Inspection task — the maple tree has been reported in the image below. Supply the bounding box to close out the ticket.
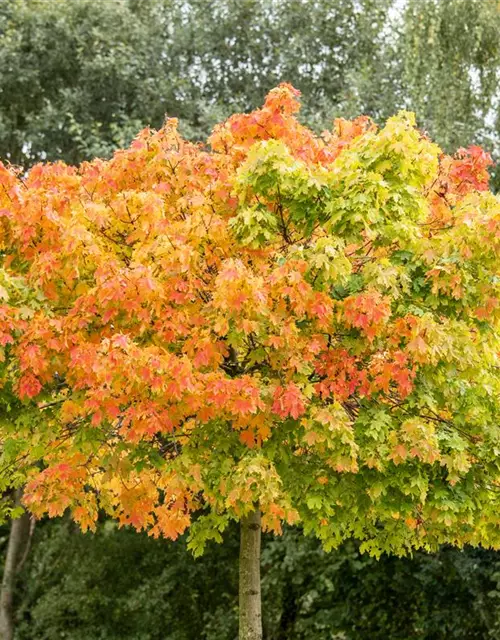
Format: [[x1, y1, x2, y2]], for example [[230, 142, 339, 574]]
[[1, 84, 500, 639]]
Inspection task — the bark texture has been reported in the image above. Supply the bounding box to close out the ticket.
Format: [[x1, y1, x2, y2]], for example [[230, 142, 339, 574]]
[[239, 509, 262, 640], [0, 489, 32, 640]]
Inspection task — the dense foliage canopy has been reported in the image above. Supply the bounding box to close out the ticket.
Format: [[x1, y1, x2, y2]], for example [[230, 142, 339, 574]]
[[1, 85, 500, 560]]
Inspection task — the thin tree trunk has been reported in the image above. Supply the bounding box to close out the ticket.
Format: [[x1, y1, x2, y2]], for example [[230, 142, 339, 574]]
[[0, 488, 32, 640], [239, 509, 262, 640]]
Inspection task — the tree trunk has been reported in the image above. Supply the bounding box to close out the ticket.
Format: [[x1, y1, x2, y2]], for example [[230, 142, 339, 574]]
[[239, 509, 262, 640], [0, 488, 32, 640]]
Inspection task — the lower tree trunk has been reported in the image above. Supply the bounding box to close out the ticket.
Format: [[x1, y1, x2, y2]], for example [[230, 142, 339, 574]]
[[239, 509, 262, 640], [0, 488, 33, 640]]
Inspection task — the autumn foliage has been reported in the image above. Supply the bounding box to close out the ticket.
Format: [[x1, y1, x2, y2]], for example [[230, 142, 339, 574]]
[[1, 84, 500, 555]]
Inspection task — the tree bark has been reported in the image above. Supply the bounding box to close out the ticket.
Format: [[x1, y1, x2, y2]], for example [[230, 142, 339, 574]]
[[239, 509, 262, 640], [0, 488, 32, 640]]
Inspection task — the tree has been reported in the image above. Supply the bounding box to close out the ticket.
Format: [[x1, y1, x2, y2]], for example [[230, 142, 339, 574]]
[[0, 488, 33, 640], [1, 85, 500, 639], [3, 0, 500, 181], [0, 0, 394, 166], [2, 1, 500, 636], [400, 0, 500, 189]]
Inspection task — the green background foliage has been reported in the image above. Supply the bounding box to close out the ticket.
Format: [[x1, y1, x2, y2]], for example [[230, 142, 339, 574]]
[[5, 520, 500, 639], [1, 0, 499, 175]]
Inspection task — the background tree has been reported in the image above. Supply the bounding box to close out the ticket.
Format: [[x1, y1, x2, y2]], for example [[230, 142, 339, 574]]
[[1, 0, 499, 173], [0, 0, 393, 166], [400, 0, 500, 188]]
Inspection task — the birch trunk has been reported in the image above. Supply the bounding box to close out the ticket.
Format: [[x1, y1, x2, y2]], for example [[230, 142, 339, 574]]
[[0, 489, 32, 640]]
